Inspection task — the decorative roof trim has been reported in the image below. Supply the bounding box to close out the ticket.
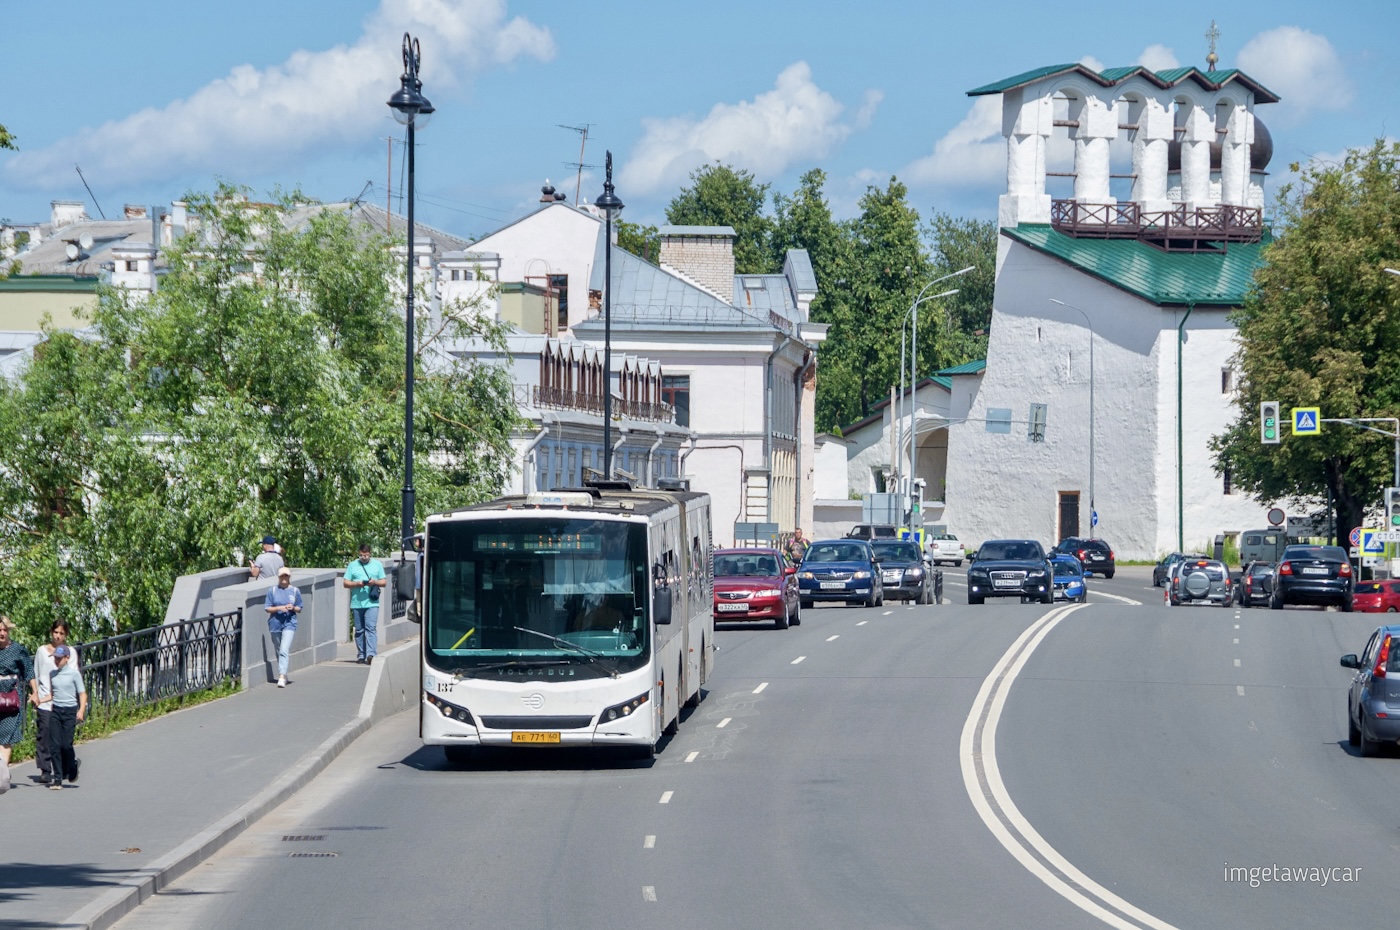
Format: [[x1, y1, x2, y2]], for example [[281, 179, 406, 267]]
[[967, 62, 1279, 104]]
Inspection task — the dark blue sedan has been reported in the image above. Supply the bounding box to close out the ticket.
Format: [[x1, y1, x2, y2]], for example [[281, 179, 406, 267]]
[[798, 539, 884, 609]]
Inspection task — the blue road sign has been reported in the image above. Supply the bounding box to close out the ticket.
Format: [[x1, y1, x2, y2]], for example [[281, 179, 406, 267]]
[[1292, 407, 1321, 435], [1360, 528, 1384, 556]]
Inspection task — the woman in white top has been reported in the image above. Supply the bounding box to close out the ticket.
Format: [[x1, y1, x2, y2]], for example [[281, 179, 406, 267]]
[[33, 620, 79, 784]]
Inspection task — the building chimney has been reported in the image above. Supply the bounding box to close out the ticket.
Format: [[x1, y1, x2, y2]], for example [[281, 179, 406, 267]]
[[123, 204, 149, 220], [540, 180, 558, 203], [51, 200, 88, 231], [658, 226, 736, 301]]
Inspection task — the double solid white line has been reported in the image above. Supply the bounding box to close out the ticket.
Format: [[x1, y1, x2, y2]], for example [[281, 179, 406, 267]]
[[959, 603, 1180, 930]]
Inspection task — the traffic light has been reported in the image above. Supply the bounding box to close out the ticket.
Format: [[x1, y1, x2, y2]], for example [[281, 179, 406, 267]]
[[1259, 401, 1280, 444], [1387, 487, 1400, 529]]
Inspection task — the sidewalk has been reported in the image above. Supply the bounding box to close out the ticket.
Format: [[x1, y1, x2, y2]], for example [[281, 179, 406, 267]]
[[0, 639, 419, 930]]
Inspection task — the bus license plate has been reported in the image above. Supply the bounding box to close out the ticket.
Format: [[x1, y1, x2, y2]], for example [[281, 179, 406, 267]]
[[511, 731, 561, 744], [820, 582, 846, 589]]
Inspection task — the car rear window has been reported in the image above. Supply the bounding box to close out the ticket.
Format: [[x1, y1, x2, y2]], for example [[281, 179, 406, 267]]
[[1182, 562, 1226, 580], [1357, 582, 1382, 594], [1282, 546, 1347, 562], [1081, 540, 1111, 553]]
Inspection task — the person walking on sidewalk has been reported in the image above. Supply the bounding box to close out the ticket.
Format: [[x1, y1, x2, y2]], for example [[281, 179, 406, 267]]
[[45, 645, 86, 789], [249, 535, 284, 581], [264, 567, 303, 688], [0, 616, 37, 795], [344, 544, 386, 665], [34, 620, 80, 783]]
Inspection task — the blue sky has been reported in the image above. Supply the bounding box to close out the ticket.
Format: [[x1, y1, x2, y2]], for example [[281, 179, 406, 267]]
[[2, 0, 1395, 240]]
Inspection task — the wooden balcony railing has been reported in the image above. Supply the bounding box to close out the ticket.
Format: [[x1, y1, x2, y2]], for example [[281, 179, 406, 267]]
[[1050, 200, 1263, 252]]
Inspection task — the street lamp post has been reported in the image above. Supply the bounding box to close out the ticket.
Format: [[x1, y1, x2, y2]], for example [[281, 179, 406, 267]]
[[594, 152, 624, 478], [387, 33, 434, 548], [1050, 299, 1096, 533], [904, 266, 974, 522]]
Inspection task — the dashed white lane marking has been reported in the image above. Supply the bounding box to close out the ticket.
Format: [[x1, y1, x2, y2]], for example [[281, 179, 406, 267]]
[[882, 610, 893, 616], [1235, 624, 1240, 629], [961, 602, 1181, 930], [1237, 686, 1246, 696], [857, 620, 869, 626], [717, 718, 732, 728], [1234, 659, 1241, 667], [659, 791, 673, 804], [826, 635, 840, 642], [791, 656, 806, 665], [643, 886, 657, 902], [753, 682, 768, 694], [684, 751, 698, 763], [644, 835, 656, 848], [1233, 638, 1239, 645]]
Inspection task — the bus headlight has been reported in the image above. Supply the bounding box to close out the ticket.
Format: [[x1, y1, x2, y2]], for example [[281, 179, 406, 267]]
[[425, 691, 475, 724], [601, 691, 649, 722]]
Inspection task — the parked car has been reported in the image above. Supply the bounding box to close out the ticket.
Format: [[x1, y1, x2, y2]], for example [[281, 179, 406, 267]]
[[1235, 561, 1275, 608], [1153, 552, 1197, 587], [1050, 537, 1116, 578], [966, 539, 1053, 605], [1271, 544, 1353, 611], [1340, 625, 1400, 755], [846, 523, 898, 542], [1166, 558, 1233, 607], [1050, 555, 1087, 603], [1353, 580, 1400, 614], [798, 539, 884, 609], [871, 539, 934, 604], [712, 547, 800, 628], [926, 533, 965, 567]]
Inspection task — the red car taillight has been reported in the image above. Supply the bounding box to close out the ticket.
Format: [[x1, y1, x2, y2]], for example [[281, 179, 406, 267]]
[[1279, 561, 1293, 575], [1375, 634, 1392, 679], [1076, 549, 1086, 560], [1339, 562, 1353, 577]]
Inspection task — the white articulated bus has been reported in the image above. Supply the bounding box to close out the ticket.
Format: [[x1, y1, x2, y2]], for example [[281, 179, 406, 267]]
[[412, 484, 713, 762]]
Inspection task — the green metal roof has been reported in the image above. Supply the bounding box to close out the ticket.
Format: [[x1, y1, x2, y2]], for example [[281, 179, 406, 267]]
[[936, 359, 987, 376], [0, 275, 99, 292], [967, 63, 1279, 104], [1001, 224, 1267, 306]]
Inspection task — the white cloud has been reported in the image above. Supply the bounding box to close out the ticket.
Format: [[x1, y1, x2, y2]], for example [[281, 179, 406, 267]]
[[3, 0, 554, 189], [1078, 55, 1106, 73], [1136, 44, 1179, 72], [1237, 26, 1352, 120], [900, 95, 1004, 188], [621, 62, 875, 195]]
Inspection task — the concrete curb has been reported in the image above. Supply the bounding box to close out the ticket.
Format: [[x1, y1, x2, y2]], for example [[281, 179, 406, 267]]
[[61, 637, 420, 930]]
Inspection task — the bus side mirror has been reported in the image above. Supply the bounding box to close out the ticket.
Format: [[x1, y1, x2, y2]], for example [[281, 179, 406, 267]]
[[653, 588, 672, 625], [394, 561, 416, 602]]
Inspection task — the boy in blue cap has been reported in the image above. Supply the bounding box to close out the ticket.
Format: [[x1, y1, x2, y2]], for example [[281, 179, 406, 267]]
[[46, 645, 86, 789]]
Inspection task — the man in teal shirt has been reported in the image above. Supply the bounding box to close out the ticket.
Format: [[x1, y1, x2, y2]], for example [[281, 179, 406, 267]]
[[344, 544, 386, 664]]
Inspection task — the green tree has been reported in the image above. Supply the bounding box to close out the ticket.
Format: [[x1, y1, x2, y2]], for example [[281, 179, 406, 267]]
[[1210, 140, 1400, 539], [0, 121, 15, 150], [665, 163, 772, 274], [812, 177, 931, 432], [0, 184, 520, 641], [616, 219, 660, 265], [924, 211, 996, 369]]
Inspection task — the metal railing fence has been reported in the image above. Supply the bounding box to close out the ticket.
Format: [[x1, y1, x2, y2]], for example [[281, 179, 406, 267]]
[[77, 610, 243, 709]]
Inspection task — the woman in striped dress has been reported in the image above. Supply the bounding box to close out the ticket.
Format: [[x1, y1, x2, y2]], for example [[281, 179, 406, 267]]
[[0, 615, 38, 794]]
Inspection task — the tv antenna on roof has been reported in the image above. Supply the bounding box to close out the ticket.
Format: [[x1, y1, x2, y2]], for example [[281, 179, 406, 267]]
[[74, 164, 106, 220], [558, 123, 594, 206]]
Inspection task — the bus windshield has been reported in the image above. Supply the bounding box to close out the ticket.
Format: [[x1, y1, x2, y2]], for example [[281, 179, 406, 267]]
[[424, 516, 650, 677]]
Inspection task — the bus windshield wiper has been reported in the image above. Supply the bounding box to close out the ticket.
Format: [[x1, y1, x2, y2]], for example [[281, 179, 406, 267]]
[[513, 627, 620, 678], [466, 658, 573, 674]]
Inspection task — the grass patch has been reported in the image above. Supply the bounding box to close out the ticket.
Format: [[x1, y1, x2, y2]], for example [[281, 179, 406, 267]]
[[7, 677, 241, 765]]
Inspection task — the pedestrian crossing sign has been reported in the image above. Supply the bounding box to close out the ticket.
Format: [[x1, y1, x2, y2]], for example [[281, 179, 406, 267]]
[[1360, 528, 1385, 556], [1292, 407, 1321, 435]]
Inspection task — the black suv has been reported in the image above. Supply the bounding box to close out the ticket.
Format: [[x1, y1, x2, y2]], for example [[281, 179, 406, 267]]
[[1051, 537, 1115, 578], [847, 524, 898, 542], [967, 539, 1054, 604]]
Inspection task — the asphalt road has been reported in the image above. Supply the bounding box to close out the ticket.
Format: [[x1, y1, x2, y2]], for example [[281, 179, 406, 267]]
[[119, 566, 1398, 930]]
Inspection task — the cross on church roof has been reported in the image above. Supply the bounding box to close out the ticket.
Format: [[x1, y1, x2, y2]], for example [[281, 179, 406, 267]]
[[1205, 20, 1220, 70]]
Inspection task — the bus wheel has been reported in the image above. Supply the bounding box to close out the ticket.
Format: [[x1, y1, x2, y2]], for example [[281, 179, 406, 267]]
[[443, 746, 475, 766]]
